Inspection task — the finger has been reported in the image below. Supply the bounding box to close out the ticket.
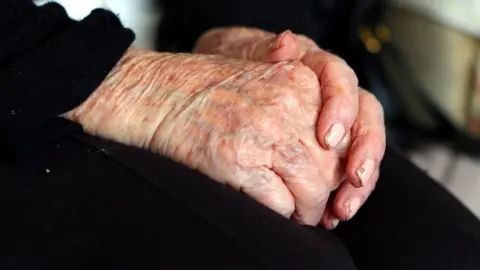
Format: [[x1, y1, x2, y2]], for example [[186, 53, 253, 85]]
[[206, 30, 300, 62], [250, 32, 321, 63], [240, 167, 296, 219], [272, 141, 328, 225], [319, 198, 340, 230], [296, 34, 321, 51], [193, 27, 267, 54], [302, 50, 359, 150], [272, 138, 342, 225], [335, 132, 352, 158], [332, 169, 379, 221], [248, 30, 300, 62], [346, 90, 386, 188]]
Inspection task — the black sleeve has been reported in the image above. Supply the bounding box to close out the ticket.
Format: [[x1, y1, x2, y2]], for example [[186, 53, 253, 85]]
[[0, 0, 135, 159], [156, 0, 326, 53]]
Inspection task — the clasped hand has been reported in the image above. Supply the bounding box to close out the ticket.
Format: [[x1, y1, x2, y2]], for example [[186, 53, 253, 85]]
[[67, 28, 386, 229]]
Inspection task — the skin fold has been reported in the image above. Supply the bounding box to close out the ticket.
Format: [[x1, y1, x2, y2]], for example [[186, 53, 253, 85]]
[[66, 34, 385, 227], [195, 28, 386, 228]]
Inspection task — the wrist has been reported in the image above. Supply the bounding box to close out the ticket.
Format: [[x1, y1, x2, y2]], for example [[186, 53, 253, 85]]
[[64, 47, 178, 147], [64, 47, 243, 151]]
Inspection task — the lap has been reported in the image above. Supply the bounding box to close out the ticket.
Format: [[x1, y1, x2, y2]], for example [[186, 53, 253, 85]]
[[2, 134, 480, 269], [335, 146, 480, 270], [0, 134, 354, 270]]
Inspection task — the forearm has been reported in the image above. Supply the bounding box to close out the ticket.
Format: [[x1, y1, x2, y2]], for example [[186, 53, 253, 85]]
[[65, 47, 175, 148], [65, 48, 237, 150]]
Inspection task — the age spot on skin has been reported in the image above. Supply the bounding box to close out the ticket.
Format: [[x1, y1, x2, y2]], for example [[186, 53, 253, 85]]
[[336, 86, 344, 95], [288, 72, 295, 81]]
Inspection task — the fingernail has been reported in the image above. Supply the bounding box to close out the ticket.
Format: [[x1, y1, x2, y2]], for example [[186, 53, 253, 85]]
[[269, 37, 283, 50], [336, 132, 351, 158], [269, 30, 292, 50], [325, 123, 345, 149], [268, 40, 280, 50], [331, 218, 340, 229], [345, 197, 362, 220], [356, 159, 375, 186]]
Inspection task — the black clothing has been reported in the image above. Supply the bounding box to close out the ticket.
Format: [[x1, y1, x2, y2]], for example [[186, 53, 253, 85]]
[[0, 0, 134, 158], [1, 1, 480, 269], [2, 135, 480, 270]]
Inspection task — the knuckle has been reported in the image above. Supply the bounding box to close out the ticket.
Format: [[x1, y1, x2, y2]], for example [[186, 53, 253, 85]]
[[318, 50, 343, 63], [339, 89, 358, 108], [303, 187, 330, 209], [361, 90, 381, 108], [279, 61, 317, 81], [323, 60, 345, 76], [277, 141, 309, 167], [292, 66, 319, 88], [324, 54, 356, 78], [361, 90, 385, 120], [279, 61, 303, 72], [279, 89, 301, 108], [253, 116, 279, 134], [250, 174, 296, 217], [334, 76, 352, 91], [371, 98, 383, 113], [297, 34, 318, 46], [324, 163, 345, 190], [349, 72, 359, 88], [356, 128, 386, 154], [319, 58, 357, 87], [322, 64, 357, 94], [369, 133, 386, 151], [355, 124, 371, 139], [344, 65, 358, 83], [356, 124, 371, 138]]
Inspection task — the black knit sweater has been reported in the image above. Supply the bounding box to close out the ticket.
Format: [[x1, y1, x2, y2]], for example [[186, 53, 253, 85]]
[[0, 0, 134, 159]]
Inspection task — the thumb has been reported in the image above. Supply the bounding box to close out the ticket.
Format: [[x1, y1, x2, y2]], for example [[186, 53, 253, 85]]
[[248, 30, 301, 62]]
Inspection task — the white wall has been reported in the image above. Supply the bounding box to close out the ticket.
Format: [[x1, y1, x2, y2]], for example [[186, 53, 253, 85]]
[[390, 0, 480, 36], [34, 0, 162, 49]]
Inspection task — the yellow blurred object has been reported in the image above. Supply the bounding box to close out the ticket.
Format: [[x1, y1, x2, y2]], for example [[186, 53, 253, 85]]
[[375, 25, 391, 42], [358, 27, 382, 54], [365, 38, 382, 54]]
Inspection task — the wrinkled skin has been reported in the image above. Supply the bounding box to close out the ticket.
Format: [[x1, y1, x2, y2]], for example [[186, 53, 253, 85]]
[[195, 28, 386, 228], [67, 48, 347, 225]]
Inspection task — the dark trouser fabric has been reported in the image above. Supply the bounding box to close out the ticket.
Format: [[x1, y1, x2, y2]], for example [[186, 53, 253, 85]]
[[1, 134, 480, 269]]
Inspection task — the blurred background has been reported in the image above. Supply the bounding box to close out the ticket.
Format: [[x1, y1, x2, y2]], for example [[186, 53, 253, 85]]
[[35, 0, 480, 216]]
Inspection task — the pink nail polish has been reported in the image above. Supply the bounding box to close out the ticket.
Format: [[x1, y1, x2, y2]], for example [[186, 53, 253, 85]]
[[268, 39, 280, 50], [331, 218, 340, 229], [346, 197, 362, 220], [336, 132, 351, 158], [325, 123, 345, 149], [270, 30, 293, 50], [356, 159, 375, 186]]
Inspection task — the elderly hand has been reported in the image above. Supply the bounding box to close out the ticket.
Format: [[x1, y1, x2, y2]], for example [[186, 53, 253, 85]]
[[195, 28, 386, 228], [67, 48, 347, 225]]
